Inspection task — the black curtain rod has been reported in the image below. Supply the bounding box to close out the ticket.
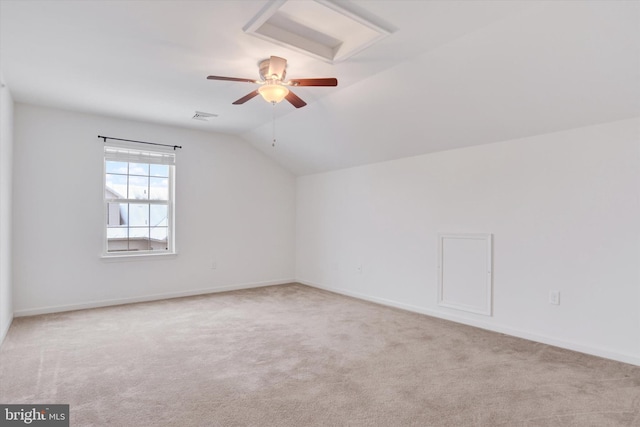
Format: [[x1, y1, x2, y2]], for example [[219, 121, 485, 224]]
[[98, 135, 182, 150]]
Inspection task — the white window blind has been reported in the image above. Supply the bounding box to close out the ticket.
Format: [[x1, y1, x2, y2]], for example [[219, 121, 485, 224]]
[[104, 145, 175, 165]]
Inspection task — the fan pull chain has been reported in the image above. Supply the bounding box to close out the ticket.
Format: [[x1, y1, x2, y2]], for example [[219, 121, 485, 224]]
[[272, 102, 276, 147]]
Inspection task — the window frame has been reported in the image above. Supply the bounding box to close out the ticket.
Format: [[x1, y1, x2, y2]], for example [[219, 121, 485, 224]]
[[102, 144, 176, 258]]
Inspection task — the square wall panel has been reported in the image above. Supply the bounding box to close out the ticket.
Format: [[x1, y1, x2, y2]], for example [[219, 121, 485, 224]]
[[438, 233, 493, 316]]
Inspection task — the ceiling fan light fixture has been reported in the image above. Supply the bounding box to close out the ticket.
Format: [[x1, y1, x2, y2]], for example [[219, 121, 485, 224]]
[[258, 83, 289, 103], [207, 55, 336, 108]]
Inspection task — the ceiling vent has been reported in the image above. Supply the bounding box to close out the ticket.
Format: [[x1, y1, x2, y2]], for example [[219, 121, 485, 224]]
[[192, 111, 218, 122], [244, 0, 392, 64]]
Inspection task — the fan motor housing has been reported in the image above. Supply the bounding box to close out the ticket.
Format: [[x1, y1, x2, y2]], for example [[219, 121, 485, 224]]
[[259, 58, 286, 81]]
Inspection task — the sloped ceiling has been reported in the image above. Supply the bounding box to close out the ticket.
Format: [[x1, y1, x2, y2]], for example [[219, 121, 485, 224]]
[[1, 0, 638, 175]]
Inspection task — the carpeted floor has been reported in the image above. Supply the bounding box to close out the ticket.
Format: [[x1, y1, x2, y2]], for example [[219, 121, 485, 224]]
[[1, 283, 639, 426]]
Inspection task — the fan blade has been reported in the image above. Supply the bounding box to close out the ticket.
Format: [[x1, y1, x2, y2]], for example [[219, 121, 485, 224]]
[[285, 90, 307, 108], [268, 56, 287, 80], [232, 90, 260, 105], [289, 78, 338, 87], [207, 76, 257, 83]]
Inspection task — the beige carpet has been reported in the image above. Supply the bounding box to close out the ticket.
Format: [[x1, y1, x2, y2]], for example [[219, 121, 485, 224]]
[[1, 283, 639, 426]]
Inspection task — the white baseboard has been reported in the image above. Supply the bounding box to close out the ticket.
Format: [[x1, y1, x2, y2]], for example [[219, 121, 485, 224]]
[[298, 279, 640, 367], [14, 279, 296, 317], [0, 313, 13, 346]]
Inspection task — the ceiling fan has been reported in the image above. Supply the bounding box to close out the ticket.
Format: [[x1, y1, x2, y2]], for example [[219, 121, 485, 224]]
[[207, 56, 338, 108]]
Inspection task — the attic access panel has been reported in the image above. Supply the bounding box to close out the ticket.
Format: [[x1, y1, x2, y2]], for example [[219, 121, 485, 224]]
[[244, 0, 391, 63]]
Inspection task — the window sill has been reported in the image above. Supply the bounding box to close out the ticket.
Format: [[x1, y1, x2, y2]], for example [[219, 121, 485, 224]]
[[101, 252, 177, 262]]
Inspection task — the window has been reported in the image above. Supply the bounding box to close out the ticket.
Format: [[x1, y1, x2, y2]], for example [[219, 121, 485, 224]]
[[103, 145, 175, 255]]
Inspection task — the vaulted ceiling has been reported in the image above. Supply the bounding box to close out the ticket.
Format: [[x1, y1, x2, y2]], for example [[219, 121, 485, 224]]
[[1, 0, 638, 175]]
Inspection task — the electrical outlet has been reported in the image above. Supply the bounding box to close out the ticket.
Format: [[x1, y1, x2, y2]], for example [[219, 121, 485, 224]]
[[211, 260, 217, 270], [356, 264, 363, 274], [549, 290, 560, 305]]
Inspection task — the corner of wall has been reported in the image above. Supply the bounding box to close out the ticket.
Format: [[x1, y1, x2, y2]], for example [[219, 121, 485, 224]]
[[0, 73, 15, 346], [0, 313, 12, 346]]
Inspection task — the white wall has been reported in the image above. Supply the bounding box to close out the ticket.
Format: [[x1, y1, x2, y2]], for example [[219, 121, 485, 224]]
[[13, 104, 296, 315], [0, 78, 14, 343], [296, 118, 640, 365]]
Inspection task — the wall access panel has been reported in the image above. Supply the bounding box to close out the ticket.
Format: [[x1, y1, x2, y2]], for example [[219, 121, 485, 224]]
[[438, 233, 493, 316]]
